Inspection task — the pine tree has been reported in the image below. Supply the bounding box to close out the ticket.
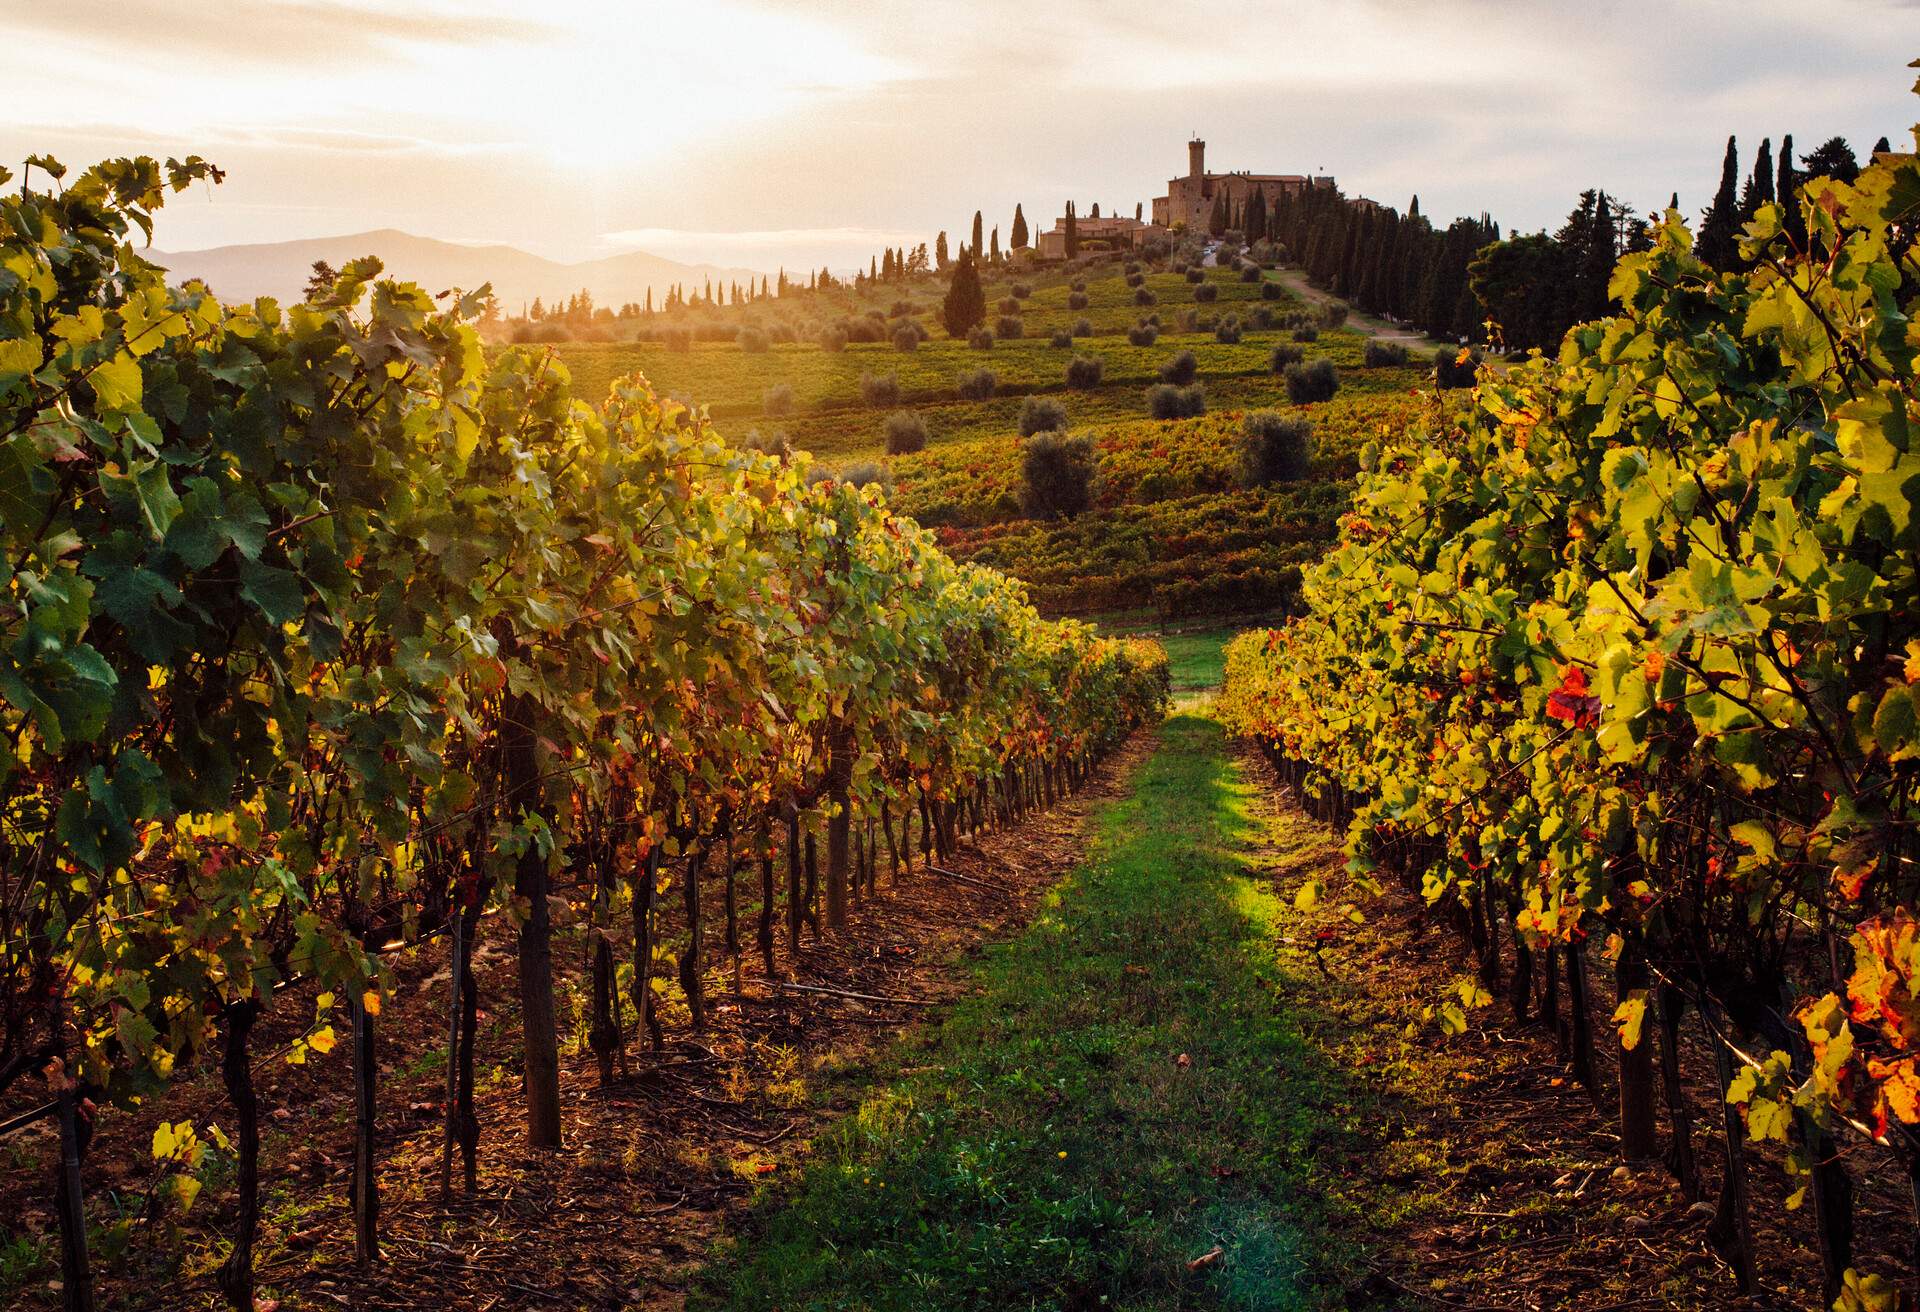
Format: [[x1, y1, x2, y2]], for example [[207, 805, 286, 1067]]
[[1011, 204, 1028, 250], [940, 249, 986, 338], [1872, 135, 1892, 157], [1803, 136, 1860, 184], [1697, 135, 1741, 270]]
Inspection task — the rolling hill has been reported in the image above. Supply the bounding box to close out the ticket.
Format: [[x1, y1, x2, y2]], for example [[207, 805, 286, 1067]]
[[152, 228, 764, 311]]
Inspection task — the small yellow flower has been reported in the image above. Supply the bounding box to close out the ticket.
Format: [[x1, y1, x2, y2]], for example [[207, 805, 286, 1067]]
[[1057, 1151, 1068, 1159]]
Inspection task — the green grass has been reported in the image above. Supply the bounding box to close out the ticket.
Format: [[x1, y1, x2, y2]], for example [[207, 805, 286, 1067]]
[[1157, 627, 1246, 694], [691, 714, 1367, 1312]]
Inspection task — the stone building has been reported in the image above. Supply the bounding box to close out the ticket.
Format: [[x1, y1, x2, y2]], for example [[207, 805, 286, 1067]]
[[1151, 138, 1333, 232], [1035, 213, 1166, 259]]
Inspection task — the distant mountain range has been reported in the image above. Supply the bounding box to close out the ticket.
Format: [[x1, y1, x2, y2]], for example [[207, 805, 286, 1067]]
[[152, 229, 765, 313]]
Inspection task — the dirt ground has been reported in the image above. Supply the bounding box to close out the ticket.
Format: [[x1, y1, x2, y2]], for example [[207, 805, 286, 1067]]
[[1236, 743, 1918, 1312]]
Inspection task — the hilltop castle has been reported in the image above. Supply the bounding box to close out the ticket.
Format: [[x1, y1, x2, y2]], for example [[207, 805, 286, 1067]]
[[1151, 139, 1333, 231]]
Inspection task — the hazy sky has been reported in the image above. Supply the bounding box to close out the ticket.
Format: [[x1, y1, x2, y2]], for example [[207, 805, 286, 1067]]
[[6, 1, 1915, 273]]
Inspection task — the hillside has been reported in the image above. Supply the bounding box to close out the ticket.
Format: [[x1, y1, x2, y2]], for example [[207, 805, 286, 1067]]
[[537, 247, 1448, 622], [154, 228, 763, 312]]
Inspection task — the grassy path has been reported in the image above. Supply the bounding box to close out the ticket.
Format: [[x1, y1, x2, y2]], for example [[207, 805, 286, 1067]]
[[690, 714, 1365, 1311]]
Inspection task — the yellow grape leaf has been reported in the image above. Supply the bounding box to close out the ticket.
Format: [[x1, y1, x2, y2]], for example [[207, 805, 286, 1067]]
[[1294, 880, 1321, 912], [307, 1025, 338, 1056], [362, 989, 381, 1017], [1612, 991, 1648, 1051], [169, 1174, 202, 1214]]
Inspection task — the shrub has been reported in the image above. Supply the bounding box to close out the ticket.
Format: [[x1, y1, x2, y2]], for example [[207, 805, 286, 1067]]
[[1269, 343, 1304, 371], [762, 383, 794, 416], [1050, 329, 1073, 348], [1284, 358, 1339, 404], [1239, 265, 1262, 283], [1260, 282, 1281, 301], [742, 427, 792, 460], [997, 296, 1021, 315], [1012, 283, 1032, 299], [1064, 354, 1104, 388], [1240, 410, 1315, 485], [1435, 346, 1482, 389], [1159, 349, 1198, 385], [996, 314, 1024, 340], [859, 370, 900, 406], [1134, 286, 1158, 307], [845, 316, 887, 343], [512, 322, 571, 344], [1172, 261, 1189, 275], [1071, 279, 1087, 293], [1123, 262, 1140, 275], [1322, 302, 1349, 329], [1019, 394, 1068, 436], [817, 323, 847, 352], [1072, 317, 1093, 338], [1250, 306, 1274, 329], [1215, 315, 1242, 344], [664, 327, 692, 352], [892, 323, 919, 351], [1292, 326, 1319, 342], [1067, 291, 1089, 310], [1146, 383, 1206, 419], [1185, 268, 1205, 284], [838, 461, 894, 492], [1018, 431, 1094, 520], [884, 410, 928, 455], [1128, 323, 1158, 347], [1193, 282, 1219, 303], [955, 367, 997, 401], [968, 325, 994, 350], [1364, 340, 1410, 368], [1126, 272, 1145, 288]]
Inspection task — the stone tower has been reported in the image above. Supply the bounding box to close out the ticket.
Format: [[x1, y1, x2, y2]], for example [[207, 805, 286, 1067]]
[[1188, 138, 1206, 179]]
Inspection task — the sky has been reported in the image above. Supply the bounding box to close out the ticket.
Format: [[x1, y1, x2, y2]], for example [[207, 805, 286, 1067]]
[[5, 0, 1916, 275]]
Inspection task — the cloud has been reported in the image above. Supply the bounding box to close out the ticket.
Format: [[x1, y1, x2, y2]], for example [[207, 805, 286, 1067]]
[[3, 0, 1912, 267]]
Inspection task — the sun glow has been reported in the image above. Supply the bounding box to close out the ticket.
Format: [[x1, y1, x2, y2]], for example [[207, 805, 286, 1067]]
[[408, 1, 912, 170]]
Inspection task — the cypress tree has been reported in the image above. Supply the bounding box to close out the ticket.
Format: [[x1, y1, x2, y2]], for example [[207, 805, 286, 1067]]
[[1872, 135, 1892, 157], [1064, 201, 1079, 259], [935, 231, 949, 269], [1011, 204, 1028, 249], [971, 211, 984, 260], [1208, 190, 1228, 238], [1244, 188, 1267, 243], [940, 248, 986, 338], [1740, 137, 1774, 217], [990, 226, 1000, 264], [1697, 135, 1741, 270], [1777, 134, 1806, 246]]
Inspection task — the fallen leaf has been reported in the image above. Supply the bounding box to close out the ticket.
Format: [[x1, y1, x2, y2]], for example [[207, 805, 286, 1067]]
[[1186, 1245, 1224, 1272]]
